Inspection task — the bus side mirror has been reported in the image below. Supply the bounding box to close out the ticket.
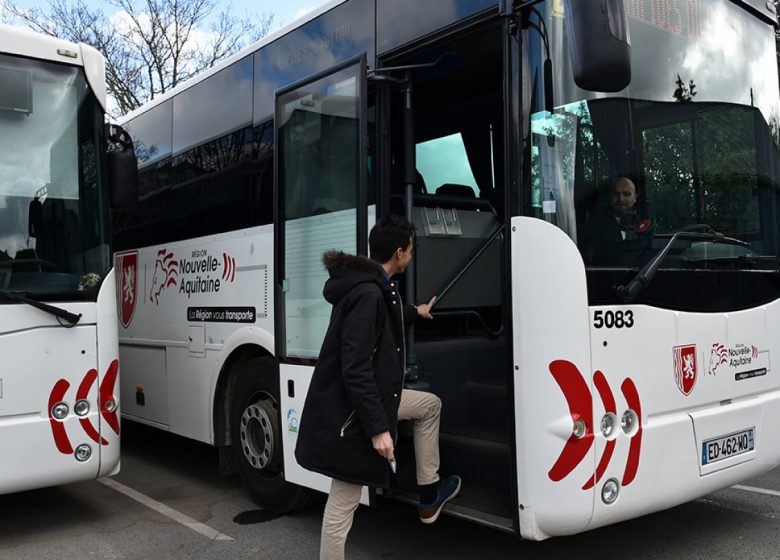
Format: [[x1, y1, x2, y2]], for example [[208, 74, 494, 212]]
[[564, 0, 631, 92], [105, 123, 139, 211]]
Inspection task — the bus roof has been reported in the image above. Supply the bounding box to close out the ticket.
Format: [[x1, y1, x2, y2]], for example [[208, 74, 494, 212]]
[[0, 23, 107, 111], [119, 0, 347, 124]]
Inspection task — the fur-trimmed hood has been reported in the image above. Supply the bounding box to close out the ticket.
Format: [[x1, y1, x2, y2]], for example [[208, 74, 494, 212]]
[[322, 250, 385, 305]]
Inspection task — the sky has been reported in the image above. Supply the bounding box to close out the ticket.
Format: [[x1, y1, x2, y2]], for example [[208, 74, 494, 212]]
[[5, 0, 331, 31], [230, 0, 329, 29]]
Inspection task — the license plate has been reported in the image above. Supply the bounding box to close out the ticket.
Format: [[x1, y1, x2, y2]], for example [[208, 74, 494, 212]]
[[701, 428, 755, 465]]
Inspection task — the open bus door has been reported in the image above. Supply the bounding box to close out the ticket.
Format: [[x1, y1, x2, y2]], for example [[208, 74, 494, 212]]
[[274, 55, 371, 501]]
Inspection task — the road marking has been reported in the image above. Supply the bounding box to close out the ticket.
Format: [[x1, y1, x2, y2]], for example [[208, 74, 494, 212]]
[[99, 478, 234, 541], [698, 497, 776, 521], [732, 484, 780, 498]]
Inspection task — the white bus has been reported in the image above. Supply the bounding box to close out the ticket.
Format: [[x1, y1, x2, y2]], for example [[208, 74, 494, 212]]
[[0, 24, 136, 495], [114, 0, 780, 539]]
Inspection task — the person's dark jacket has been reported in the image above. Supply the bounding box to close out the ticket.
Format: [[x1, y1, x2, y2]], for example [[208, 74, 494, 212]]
[[294, 251, 416, 488], [583, 209, 652, 266]]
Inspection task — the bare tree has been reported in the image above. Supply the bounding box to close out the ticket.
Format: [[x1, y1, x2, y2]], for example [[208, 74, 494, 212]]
[[3, 0, 274, 116]]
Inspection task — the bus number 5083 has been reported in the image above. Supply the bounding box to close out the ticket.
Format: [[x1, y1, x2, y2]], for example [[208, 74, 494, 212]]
[[593, 310, 634, 329]]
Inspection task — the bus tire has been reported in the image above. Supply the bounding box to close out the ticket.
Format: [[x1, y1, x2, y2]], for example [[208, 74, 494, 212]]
[[230, 356, 320, 513]]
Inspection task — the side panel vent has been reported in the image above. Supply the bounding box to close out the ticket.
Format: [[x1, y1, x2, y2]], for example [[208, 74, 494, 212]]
[[0, 67, 33, 114]]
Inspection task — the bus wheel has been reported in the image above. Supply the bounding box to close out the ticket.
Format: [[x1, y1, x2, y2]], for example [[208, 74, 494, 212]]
[[230, 357, 320, 512]]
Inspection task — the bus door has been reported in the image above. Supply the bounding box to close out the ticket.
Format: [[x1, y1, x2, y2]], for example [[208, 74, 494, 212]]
[[274, 56, 370, 499], [377, 22, 514, 528]]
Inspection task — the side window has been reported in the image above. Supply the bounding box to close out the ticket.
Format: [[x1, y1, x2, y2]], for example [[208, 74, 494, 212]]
[[416, 133, 479, 197], [530, 108, 578, 235], [280, 77, 361, 221]]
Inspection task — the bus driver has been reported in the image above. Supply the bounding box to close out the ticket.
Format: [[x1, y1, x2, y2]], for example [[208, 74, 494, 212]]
[[584, 177, 653, 264]]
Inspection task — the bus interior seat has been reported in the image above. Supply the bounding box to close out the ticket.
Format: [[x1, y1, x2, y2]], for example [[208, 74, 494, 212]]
[[12, 248, 38, 272], [415, 170, 427, 194], [435, 183, 475, 198]]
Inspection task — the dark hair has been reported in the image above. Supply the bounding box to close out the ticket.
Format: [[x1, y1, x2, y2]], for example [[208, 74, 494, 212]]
[[369, 215, 415, 263]]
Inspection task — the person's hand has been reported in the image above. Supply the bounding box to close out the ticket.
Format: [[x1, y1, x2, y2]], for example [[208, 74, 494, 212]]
[[416, 296, 436, 320], [371, 431, 395, 462]]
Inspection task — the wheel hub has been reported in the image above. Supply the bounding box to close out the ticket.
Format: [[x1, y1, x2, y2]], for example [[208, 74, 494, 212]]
[[239, 401, 275, 471]]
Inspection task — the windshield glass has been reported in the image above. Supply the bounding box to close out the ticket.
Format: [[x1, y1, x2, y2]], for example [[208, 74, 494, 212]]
[[528, 0, 780, 275], [0, 54, 109, 301]]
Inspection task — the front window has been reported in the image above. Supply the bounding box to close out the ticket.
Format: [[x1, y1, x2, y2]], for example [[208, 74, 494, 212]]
[[527, 0, 780, 308], [0, 54, 109, 300]]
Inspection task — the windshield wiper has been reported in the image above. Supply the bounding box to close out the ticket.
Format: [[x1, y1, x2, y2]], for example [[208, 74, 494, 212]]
[[0, 290, 82, 326], [684, 255, 779, 269], [616, 230, 750, 303]]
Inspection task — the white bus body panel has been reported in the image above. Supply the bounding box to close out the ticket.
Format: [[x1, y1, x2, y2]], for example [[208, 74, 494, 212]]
[[116, 225, 275, 444], [0, 271, 120, 494], [511, 216, 780, 539], [281, 363, 370, 505], [510, 217, 595, 539]]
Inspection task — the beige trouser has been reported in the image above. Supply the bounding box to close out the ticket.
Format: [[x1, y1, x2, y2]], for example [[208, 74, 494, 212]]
[[319, 389, 442, 560]]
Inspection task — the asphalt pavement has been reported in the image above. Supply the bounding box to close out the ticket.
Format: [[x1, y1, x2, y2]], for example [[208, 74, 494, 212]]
[[1, 421, 778, 560]]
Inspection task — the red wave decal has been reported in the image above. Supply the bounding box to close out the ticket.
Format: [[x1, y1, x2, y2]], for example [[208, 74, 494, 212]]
[[583, 371, 617, 490], [80, 418, 108, 445], [222, 253, 236, 282], [621, 378, 643, 486], [77, 368, 97, 400], [100, 360, 121, 435], [548, 360, 594, 482], [76, 368, 108, 445], [48, 379, 73, 454]]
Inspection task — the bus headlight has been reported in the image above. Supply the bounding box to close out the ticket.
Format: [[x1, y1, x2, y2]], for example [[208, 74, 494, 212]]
[[621, 410, 639, 435], [600, 413, 618, 439], [74, 444, 92, 462], [74, 400, 90, 417], [52, 402, 69, 420], [572, 418, 587, 439], [103, 398, 117, 413], [601, 478, 620, 504]]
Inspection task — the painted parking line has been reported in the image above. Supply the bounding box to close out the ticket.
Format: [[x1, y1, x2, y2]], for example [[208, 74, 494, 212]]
[[99, 478, 234, 541], [732, 484, 780, 499]]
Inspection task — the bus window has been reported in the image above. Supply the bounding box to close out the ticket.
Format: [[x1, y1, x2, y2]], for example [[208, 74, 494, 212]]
[[643, 106, 762, 245], [416, 133, 479, 196], [530, 102, 588, 243], [277, 64, 364, 359], [280, 77, 360, 221]]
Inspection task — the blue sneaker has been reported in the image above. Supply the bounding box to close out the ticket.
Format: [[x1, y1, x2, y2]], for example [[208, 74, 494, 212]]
[[418, 475, 461, 524]]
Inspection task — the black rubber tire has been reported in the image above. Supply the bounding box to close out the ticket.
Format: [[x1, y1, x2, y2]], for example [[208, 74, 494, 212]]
[[229, 356, 321, 513]]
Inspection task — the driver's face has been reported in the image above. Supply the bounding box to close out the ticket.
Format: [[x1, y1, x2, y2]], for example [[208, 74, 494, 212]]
[[609, 180, 637, 212]]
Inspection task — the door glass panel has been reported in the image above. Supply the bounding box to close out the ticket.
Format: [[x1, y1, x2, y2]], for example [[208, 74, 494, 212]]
[[277, 62, 363, 359]]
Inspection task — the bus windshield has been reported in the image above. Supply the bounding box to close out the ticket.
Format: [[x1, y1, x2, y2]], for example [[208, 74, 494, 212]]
[[529, 0, 780, 275], [0, 54, 110, 301]]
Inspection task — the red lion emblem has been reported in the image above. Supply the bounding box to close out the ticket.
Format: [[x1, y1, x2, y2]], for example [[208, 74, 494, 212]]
[[150, 249, 178, 304]]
